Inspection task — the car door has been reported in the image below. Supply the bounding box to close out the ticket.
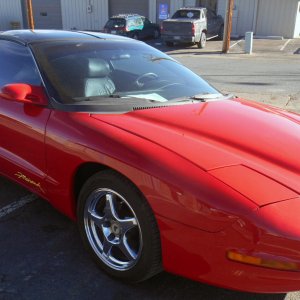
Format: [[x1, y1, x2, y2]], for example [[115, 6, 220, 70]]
[[206, 9, 219, 37], [0, 40, 50, 195], [141, 17, 154, 38]]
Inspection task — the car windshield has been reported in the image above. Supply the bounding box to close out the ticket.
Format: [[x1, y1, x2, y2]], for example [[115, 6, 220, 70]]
[[105, 18, 126, 28], [32, 39, 221, 104]]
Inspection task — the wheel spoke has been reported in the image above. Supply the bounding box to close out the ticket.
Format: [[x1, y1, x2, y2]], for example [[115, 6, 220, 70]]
[[88, 208, 105, 228], [119, 217, 137, 234], [102, 237, 113, 257], [119, 236, 137, 260], [104, 193, 118, 220]]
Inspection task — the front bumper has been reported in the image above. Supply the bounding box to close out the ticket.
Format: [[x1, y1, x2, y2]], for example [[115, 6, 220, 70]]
[[157, 198, 300, 293]]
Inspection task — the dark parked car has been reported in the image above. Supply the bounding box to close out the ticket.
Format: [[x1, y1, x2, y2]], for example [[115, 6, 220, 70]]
[[104, 14, 160, 40]]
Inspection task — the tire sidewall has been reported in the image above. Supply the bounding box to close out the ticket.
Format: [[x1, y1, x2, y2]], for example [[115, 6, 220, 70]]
[[77, 171, 161, 282], [198, 32, 206, 48]]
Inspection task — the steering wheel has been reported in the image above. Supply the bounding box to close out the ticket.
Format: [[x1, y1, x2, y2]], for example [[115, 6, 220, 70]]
[[135, 72, 158, 88]]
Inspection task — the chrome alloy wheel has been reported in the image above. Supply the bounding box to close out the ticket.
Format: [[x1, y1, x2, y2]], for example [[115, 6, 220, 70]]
[[84, 188, 143, 271]]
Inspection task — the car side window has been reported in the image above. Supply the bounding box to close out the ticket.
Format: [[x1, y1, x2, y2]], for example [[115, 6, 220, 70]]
[[135, 17, 143, 27], [0, 40, 42, 88], [143, 18, 151, 26]]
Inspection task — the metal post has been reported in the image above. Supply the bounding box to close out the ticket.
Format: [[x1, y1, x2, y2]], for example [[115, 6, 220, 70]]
[[26, 0, 35, 30], [222, 0, 234, 53], [245, 32, 253, 54]]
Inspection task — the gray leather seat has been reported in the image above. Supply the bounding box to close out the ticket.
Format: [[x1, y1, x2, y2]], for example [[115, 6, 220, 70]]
[[84, 58, 116, 97]]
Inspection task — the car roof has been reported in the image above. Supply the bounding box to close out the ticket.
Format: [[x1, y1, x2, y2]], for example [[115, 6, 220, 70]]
[[179, 7, 206, 10], [0, 29, 132, 45], [110, 14, 142, 19]]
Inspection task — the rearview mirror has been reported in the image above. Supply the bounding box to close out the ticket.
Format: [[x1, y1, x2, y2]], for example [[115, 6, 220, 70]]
[[0, 83, 48, 106]]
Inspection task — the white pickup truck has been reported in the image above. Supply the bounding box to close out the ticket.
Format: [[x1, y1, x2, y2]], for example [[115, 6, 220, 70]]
[[161, 7, 224, 48]]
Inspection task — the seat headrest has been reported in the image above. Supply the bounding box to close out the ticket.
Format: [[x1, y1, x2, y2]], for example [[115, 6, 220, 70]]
[[87, 58, 110, 77]]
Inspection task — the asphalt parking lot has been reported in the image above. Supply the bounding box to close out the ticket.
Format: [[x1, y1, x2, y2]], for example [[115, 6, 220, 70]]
[[152, 37, 300, 56], [1, 177, 300, 300], [1, 37, 300, 299], [149, 37, 300, 113]]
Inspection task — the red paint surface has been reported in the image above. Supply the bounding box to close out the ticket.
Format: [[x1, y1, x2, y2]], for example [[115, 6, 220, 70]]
[[1, 92, 300, 292]]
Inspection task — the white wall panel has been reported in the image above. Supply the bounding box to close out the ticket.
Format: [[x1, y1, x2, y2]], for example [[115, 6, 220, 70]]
[[61, 0, 108, 31], [32, 0, 63, 29], [256, 0, 298, 38], [217, 0, 255, 37], [149, 0, 157, 23], [170, 0, 183, 16], [235, 0, 256, 36], [294, 1, 300, 37], [109, 0, 148, 17], [217, 0, 298, 38], [0, 0, 23, 30]]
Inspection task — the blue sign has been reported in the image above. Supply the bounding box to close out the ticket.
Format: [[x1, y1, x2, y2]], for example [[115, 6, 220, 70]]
[[159, 3, 168, 20]]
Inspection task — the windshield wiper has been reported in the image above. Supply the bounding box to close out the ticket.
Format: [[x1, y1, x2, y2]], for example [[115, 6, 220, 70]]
[[74, 94, 122, 102], [169, 93, 231, 103], [150, 56, 177, 63], [189, 93, 224, 100]]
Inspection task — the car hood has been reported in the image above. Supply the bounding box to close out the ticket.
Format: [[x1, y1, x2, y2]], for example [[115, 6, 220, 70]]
[[92, 98, 300, 204]]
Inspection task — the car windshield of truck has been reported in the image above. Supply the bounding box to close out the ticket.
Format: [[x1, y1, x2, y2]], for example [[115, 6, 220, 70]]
[[32, 39, 222, 105], [172, 10, 200, 19]]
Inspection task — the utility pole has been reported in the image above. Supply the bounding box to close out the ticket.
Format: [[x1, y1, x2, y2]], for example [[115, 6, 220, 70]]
[[26, 0, 35, 29], [222, 0, 234, 53]]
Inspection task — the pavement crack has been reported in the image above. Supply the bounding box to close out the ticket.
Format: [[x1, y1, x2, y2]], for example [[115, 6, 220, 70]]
[[285, 94, 297, 107]]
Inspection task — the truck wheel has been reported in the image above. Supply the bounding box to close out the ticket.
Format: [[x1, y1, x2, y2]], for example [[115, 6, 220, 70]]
[[77, 170, 162, 282], [198, 32, 206, 49], [132, 32, 139, 40], [218, 25, 224, 40], [153, 29, 160, 39]]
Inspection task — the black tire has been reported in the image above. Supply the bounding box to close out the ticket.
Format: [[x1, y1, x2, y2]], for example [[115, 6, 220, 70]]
[[165, 41, 173, 47], [153, 29, 160, 39], [77, 170, 162, 282], [218, 25, 224, 40], [132, 32, 139, 40], [197, 31, 207, 49]]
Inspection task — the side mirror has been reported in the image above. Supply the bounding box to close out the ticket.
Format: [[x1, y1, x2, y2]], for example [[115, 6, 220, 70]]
[[0, 83, 48, 106]]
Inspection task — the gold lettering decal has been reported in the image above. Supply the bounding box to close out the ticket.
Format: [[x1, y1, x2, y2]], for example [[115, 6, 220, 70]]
[[15, 172, 44, 193]]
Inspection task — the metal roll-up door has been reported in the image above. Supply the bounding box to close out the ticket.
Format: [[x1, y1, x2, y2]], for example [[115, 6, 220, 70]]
[[109, 0, 149, 17], [31, 0, 62, 29]]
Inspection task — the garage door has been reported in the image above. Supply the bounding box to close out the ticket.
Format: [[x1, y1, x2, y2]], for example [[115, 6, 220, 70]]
[[32, 0, 62, 29], [255, 0, 295, 38], [109, 0, 148, 17]]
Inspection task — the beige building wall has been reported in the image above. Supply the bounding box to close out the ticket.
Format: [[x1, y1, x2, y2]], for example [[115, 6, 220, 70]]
[[255, 0, 299, 38], [171, 0, 184, 15], [217, 0, 256, 37], [294, 1, 300, 37], [61, 0, 108, 30], [218, 0, 299, 38], [149, 0, 157, 22], [0, 0, 23, 30]]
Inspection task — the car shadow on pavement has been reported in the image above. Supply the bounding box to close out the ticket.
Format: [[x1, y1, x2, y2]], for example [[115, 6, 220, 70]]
[[135, 272, 286, 300], [146, 39, 243, 56], [0, 196, 289, 300]]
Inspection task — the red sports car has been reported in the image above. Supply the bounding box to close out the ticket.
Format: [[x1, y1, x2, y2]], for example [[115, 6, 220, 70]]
[[0, 30, 299, 293]]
